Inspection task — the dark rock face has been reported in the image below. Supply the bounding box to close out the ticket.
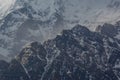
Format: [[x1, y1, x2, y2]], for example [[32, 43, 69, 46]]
[[1, 59, 30, 80], [96, 23, 118, 37], [1, 25, 120, 80], [0, 60, 9, 79], [96, 22, 120, 39]]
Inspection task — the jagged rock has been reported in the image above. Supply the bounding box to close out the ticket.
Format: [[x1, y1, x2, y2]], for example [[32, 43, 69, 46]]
[[2, 0, 120, 58], [1, 25, 120, 80]]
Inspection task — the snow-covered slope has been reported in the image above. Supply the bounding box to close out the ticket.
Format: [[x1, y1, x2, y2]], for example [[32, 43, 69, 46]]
[[1, 0, 120, 59], [12, 0, 120, 27], [0, 0, 16, 19]]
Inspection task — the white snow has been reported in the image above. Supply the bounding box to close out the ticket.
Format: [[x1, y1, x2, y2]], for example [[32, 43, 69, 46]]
[[1, 0, 120, 27], [1, 0, 120, 60], [0, 0, 16, 19], [20, 62, 31, 79]]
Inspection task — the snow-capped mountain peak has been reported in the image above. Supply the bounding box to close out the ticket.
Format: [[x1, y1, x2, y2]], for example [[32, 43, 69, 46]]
[[1, 25, 120, 80], [1, 0, 120, 60]]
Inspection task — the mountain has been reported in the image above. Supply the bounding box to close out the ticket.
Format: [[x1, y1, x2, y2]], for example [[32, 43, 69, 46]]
[[96, 21, 120, 40], [0, 0, 16, 19], [0, 60, 9, 79], [0, 54, 10, 62], [1, 25, 120, 80], [1, 0, 120, 59]]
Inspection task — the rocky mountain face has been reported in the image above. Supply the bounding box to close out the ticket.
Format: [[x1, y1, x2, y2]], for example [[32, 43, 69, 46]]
[[2, 0, 120, 58], [1, 25, 120, 80], [96, 21, 120, 40]]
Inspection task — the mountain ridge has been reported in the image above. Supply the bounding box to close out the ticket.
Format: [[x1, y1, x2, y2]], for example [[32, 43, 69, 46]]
[[0, 25, 120, 80], [1, 0, 120, 60]]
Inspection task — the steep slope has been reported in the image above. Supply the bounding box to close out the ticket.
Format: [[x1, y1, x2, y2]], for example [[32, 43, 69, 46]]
[[0, 60, 9, 79], [0, 54, 10, 62], [1, 0, 120, 59], [96, 21, 120, 40], [0, 0, 16, 19], [1, 25, 120, 80]]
